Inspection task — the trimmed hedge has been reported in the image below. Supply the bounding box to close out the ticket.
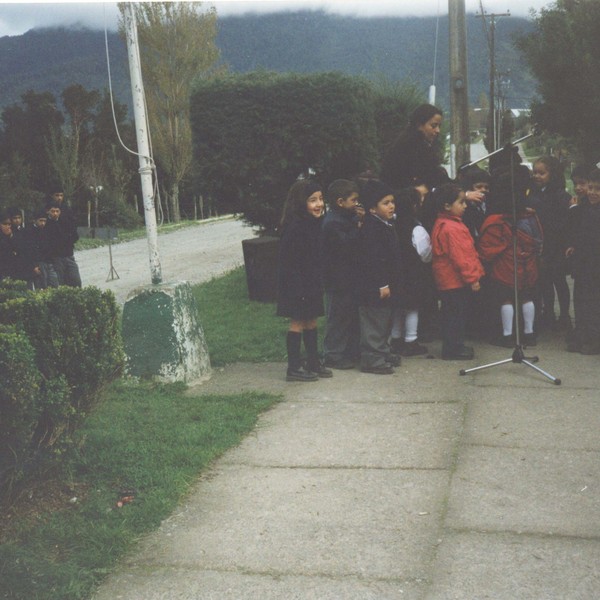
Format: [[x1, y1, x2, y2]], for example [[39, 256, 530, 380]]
[[0, 281, 124, 500], [190, 71, 380, 233]]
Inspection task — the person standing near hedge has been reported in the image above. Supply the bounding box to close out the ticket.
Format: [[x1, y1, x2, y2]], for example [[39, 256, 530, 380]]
[[320, 179, 363, 370], [45, 202, 82, 288], [0, 208, 35, 283], [276, 179, 332, 382], [356, 179, 404, 374]]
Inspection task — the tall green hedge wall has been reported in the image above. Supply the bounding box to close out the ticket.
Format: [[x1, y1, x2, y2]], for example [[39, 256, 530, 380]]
[[190, 71, 380, 233]]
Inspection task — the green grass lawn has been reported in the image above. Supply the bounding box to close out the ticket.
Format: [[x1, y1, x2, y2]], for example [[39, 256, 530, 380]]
[[194, 266, 325, 366], [0, 267, 283, 600]]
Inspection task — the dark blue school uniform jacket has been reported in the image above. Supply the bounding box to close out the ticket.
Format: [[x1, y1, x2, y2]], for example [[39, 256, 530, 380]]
[[357, 213, 404, 307]]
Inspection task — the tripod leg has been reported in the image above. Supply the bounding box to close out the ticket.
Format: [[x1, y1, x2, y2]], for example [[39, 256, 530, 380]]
[[459, 357, 513, 376], [521, 359, 561, 385]]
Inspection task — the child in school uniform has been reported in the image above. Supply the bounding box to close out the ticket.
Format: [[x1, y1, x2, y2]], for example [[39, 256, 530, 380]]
[[356, 179, 404, 374], [478, 167, 543, 348], [431, 184, 485, 360], [276, 179, 332, 382], [565, 167, 600, 354], [390, 187, 431, 356], [320, 179, 362, 369]]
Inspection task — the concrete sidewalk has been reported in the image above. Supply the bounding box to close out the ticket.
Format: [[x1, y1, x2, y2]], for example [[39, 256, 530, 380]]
[[93, 334, 600, 599]]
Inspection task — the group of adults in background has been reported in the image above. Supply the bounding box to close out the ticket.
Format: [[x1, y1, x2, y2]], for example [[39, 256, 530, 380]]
[[276, 103, 600, 382], [0, 190, 82, 289]]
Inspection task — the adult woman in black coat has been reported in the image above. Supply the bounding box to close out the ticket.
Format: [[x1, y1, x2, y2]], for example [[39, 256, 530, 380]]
[[277, 179, 331, 382], [381, 103, 450, 192]]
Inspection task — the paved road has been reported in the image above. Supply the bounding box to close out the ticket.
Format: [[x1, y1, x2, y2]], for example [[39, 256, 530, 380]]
[[75, 217, 256, 304]]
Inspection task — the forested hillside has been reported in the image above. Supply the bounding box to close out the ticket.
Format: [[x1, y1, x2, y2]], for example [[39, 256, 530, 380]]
[[0, 11, 536, 111]]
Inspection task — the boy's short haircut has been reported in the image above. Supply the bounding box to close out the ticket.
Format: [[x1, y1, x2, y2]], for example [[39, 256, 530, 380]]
[[8, 206, 22, 217], [326, 179, 359, 206], [461, 166, 491, 189], [571, 164, 591, 181], [588, 167, 600, 184], [431, 183, 463, 213]]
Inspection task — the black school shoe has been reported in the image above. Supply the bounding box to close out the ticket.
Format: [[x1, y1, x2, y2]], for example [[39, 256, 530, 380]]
[[401, 340, 428, 356], [323, 357, 355, 370], [308, 363, 333, 378], [442, 345, 474, 361], [286, 368, 318, 382], [361, 364, 395, 375]]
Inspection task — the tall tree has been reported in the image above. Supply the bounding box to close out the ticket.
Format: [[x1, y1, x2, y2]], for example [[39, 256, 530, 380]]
[[0, 90, 63, 192], [516, 0, 600, 164], [119, 1, 222, 222]]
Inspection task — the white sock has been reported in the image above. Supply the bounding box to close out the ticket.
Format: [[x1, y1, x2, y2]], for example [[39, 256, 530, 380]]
[[522, 301, 535, 334], [501, 304, 514, 336], [391, 309, 403, 339], [404, 310, 419, 342]]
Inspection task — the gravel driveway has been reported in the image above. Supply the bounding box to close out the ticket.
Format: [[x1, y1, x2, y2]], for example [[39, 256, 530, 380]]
[[75, 217, 257, 304]]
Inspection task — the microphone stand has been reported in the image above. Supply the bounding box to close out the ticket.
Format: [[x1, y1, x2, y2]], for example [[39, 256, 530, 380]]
[[459, 140, 561, 385], [459, 132, 536, 171]]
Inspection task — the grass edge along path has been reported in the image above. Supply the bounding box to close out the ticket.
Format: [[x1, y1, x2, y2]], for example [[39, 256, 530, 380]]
[[0, 382, 280, 600]]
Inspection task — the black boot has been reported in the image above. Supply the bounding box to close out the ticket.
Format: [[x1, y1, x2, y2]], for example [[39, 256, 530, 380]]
[[303, 328, 333, 378], [286, 331, 317, 382]]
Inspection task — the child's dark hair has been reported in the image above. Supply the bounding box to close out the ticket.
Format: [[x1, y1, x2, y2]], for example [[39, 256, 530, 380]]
[[280, 179, 322, 227], [533, 156, 566, 190], [394, 187, 421, 217], [588, 167, 600, 184], [326, 179, 359, 208], [571, 164, 591, 182], [460, 166, 490, 190], [431, 183, 463, 213], [490, 165, 531, 214]]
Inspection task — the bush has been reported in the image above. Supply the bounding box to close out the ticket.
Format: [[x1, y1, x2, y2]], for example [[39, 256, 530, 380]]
[[0, 325, 41, 494], [190, 71, 380, 233], [0, 283, 124, 501]]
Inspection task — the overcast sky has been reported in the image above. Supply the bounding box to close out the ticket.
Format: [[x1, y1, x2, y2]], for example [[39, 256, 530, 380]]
[[0, 1, 553, 38]]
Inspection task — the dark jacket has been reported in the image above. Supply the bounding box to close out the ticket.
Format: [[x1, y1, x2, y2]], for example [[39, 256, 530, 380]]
[[356, 213, 404, 306], [0, 230, 35, 282], [570, 202, 600, 289], [45, 216, 79, 258], [395, 215, 429, 308], [381, 132, 449, 190], [320, 208, 360, 293], [276, 216, 324, 319], [526, 186, 570, 262], [22, 224, 53, 265]]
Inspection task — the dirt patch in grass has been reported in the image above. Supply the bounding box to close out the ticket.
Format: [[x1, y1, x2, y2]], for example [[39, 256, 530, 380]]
[[0, 479, 89, 542]]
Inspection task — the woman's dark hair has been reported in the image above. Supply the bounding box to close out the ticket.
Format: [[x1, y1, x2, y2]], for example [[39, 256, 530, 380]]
[[408, 104, 443, 134], [431, 183, 463, 213], [280, 179, 323, 227], [533, 156, 566, 191]]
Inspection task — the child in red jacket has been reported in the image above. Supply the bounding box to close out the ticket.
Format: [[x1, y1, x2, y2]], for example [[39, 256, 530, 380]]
[[431, 184, 485, 360], [478, 168, 543, 348]]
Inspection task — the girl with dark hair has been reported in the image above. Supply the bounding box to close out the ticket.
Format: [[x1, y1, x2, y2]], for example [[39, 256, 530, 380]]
[[526, 155, 572, 330], [277, 179, 332, 382]]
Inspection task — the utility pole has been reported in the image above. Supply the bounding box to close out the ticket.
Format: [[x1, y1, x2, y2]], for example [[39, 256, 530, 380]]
[[122, 2, 162, 285], [476, 9, 510, 152], [448, 0, 471, 174]]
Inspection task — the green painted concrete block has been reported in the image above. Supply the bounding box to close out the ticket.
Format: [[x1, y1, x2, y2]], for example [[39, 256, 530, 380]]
[[122, 281, 211, 383]]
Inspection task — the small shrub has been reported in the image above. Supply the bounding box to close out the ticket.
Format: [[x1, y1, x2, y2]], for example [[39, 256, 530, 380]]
[[0, 283, 125, 502], [0, 325, 41, 494]]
